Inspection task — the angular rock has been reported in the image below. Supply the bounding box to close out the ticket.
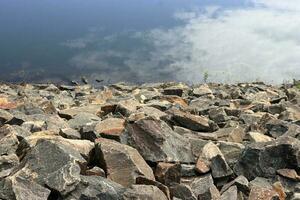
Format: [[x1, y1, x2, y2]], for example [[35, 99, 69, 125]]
[[217, 141, 245, 168], [94, 118, 125, 141], [0, 109, 13, 125], [66, 175, 125, 200], [95, 138, 155, 187], [0, 125, 19, 156], [86, 166, 106, 177], [188, 174, 216, 198], [198, 185, 221, 200], [192, 85, 213, 97], [68, 112, 100, 130], [221, 175, 249, 195], [115, 99, 140, 117], [209, 107, 228, 124], [169, 183, 197, 200], [235, 136, 300, 180], [123, 185, 168, 200], [126, 118, 194, 163], [169, 109, 218, 132], [59, 128, 81, 139], [195, 158, 210, 174], [277, 169, 300, 181], [155, 162, 181, 186], [221, 186, 239, 200], [201, 142, 233, 179], [248, 186, 280, 200], [248, 132, 274, 143]]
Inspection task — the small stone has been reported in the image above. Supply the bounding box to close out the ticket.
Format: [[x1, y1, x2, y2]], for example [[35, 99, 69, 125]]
[[59, 128, 81, 139], [94, 118, 125, 141], [86, 166, 106, 177], [123, 185, 168, 200], [155, 162, 181, 186], [248, 186, 280, 200], [95, 138, 155, 187], [248, 132, 274, 143], [195, 158, 210, 174]]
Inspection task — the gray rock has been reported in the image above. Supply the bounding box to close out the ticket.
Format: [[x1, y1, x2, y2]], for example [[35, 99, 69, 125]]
[[126, 118, 195, 163], [169, 183, 197, 200], [123, 185, 168, 200], [59, 128, 81, 139], [68, 112, 100, 130]]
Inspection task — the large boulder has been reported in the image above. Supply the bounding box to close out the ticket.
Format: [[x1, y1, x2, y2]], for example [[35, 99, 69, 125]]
[[126, 118, 195, 163], [235, 136, 300, 180], [95, 138, 155, 187]]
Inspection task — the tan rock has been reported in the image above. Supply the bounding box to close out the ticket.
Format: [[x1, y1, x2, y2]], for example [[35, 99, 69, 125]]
[[248, 186, 280, 200], [248, 132, 274, 143], [195, 158, 210, 174], [94, 118, 125, 140]]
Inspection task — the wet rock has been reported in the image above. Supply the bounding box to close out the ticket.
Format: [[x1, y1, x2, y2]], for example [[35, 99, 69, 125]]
[[155, 162, 181, 186], [123, 185, 168, 200], [168, 109, 218, 132], [95, 138, 155, 187], [126, 118, 194, 163], [235, 136, 300, 180], [94, 117, 125, 141]]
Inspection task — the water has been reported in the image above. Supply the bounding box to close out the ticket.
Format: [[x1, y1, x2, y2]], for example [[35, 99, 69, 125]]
[[0, 0, 299, 84]]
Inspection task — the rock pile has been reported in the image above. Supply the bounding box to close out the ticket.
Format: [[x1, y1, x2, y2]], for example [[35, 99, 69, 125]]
[[0, 81, 300, 199]]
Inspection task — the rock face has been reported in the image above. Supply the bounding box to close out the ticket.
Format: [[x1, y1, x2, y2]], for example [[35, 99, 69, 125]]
[[0, 81, 300, 199]]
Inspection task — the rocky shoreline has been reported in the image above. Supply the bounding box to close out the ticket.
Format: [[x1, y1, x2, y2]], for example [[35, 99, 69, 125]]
[[0, 81, 300, 199]]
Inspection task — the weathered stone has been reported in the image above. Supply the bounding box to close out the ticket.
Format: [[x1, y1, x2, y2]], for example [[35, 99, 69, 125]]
[[181, 164, 197, 177], [235, 136, 300, 180], [66, 175, 125, 200], [201, 142, 233, 179], [95, 138, 155, 187], [126, 118, 194, 163], [155, 162, 181, 186], [94, 118, 125, 141], [136, 176, 171, 200], [248, 132, 274, 143], [0, 125, 19, 156], [221, 186, 239, 200], [209, 107, 229, 124], [137, 106, 167, 119], [68, 112, 100, 130], [277, 169, 300, 181], [169, 109, 218, 132], [217, 141, 245, 168], [169, 183, 197, 200], [85, 166, 106, 177], [0, 109, 13, 125], [192, 85, 213, 97], [115, 99, 140, 116], [0, 154, 19, 177], [248, 186, 280, 200], [123, 185, 168, 200], [195, 158, 210, 174], [188, 174, 216, 198], [221, 175, 249, 195], [59, 128, 81, 139], [198, 185, 221, 200], [0, 176, 51, 200]]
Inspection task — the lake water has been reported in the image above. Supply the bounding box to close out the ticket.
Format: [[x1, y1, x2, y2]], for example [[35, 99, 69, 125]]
[[0, 0, 299, 84]]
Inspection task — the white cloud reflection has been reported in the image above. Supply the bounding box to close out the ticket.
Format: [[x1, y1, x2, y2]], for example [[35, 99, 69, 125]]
[[67, 0, 300, 83]]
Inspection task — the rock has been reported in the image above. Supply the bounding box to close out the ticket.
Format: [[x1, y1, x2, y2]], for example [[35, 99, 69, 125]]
[[136, 176, 171, 200], [198, 185, 221, 200], [126, 118, 194, 163], [155, 162, 181, 186], [181, 164, 198, 177], [201, 142, 233, 179], [192, 85, 213, 97], [116, 99, 140, 117], [86, 166, 106, 177], [58, 105, 103, 120], [15, 139, 86, 196], [264, 119, 289, 138], [168, 109, 218, 132], [66, 175, 125, 200], [0, 109, 13, 125], [59, 128, 81, 139], [0, 176, 51, 200], [276, 169, 300, 181], [163, 87, 184, 97], [214, 126, 245, 143], [195, 158, 210, 174], [188, 174, 216, 198], [0, 154, 19, 178], [68, 112, 100, 130], [94, 118, 125, 141], [95, 138, 155, 187], [221, 186, 240, 200], [123, 185, 168, 200], [234, 136, 300, 180], [168, 183, 197, 200], [0, 125, 19, 156], [136, 106, 167, 119], [248, 186, 280, 200], [217, 141, 245, 168], [248, 132, 274, 143], [209, 107, 228, 124], [221, 175, 250, 195]]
